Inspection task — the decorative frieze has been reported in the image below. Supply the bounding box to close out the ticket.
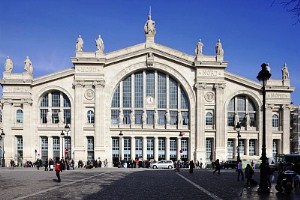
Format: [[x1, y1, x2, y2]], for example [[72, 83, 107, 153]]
[[198, 69, 223, 77], [75, 66, 102, 73], [266, 92, 289, 99], [3, 87, 31, 93]]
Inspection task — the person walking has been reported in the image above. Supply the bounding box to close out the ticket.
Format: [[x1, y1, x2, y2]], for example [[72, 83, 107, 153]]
[[245, 164, 254, 187], [44, 159, 48, 171], [213, 159, 221, 174], [55, 158, 62, 182], [189, 160, 195, 173], [237, 160, 244, 181]]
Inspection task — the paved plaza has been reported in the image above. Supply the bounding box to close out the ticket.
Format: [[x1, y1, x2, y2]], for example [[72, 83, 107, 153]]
[[0, 167, 299, 200]]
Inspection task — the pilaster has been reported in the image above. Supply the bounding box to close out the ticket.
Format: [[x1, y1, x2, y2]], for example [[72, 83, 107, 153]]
[[282, 105, 291, 154], [94, 80, 105, 159], [265, 104, 273, 157], [131, 136, 136, 160], [214, 83, 226, 160], [195, 83, 206, 160]]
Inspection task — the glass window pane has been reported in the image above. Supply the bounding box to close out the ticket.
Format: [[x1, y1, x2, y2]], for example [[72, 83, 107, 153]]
[[158, 72, 166, 108], [123, 77, 132, 108], [52, 92, 60, 107], [169, 78, 178, 109], [181, 87, 189, 109], [237, 96, 245, 111], [146, 71, 155, 97], [135, 72, 143, 108], [112, 86, 120, 107]]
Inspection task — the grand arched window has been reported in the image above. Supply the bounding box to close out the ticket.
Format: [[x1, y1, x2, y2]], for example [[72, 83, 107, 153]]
[[40, 90, 71, 124], [111, 70, 190, 127], [227, 95, 257, 127]]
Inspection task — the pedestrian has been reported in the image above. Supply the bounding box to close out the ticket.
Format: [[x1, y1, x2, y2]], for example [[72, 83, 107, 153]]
[[49, 159, 54, 171], [44, 159, 48, 171], [213, 159, 221, 174], [200, 162, 203, 169], [245, 164, 254, 187], [189, 160, 195, 173], [266, 163, 273, 188], [55, 158, 62, 182], [237, 160, 244, 181]]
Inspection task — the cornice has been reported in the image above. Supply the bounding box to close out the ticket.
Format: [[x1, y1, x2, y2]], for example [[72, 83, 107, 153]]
[[32, 68, 74, 86]]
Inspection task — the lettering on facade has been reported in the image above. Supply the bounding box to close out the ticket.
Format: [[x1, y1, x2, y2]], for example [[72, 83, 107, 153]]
[[76, 66, 101, 73], [3, 87, 30, 93], [267, 93, 289, 99], [199, 70, 222, 77]]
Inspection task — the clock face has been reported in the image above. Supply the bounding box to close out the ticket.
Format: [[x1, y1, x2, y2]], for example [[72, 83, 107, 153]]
[[146, 96, 154, 104]]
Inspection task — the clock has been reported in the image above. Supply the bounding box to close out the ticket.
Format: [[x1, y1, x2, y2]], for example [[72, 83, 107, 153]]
[[146, 96, 154, 104]]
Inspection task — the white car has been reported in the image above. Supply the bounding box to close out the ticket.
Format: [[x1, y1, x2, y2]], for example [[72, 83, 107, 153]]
[[151, 160, 174, 169]]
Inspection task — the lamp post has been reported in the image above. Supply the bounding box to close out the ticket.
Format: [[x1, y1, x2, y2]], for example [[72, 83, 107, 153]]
[[235, 122, 241, 162], [62, 124, 70, 159], [0, 129, 5, 167], [60, 130, 65, 160], [257, 63, 271, 193]]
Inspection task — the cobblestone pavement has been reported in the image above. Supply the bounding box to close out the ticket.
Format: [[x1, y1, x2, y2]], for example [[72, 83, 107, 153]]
[[0, 167, 300, 200]]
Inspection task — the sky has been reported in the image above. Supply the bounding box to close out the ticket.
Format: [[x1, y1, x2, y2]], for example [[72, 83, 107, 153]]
[[0, 0, 300, 105]]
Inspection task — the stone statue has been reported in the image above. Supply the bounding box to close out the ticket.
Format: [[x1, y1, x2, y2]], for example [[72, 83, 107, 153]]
[[215, 39, 224, 56], [59, 109, 64, 124], [246, 113, 251, 127], [130, 111, 135, 124], [282, 63, 289, 80], [142, 111, 147, 124], [234, 113, 239, 126], [154, 109, 158, 124], [95, 35, 104, 52], [195, 39, 203, 56], [178, 111, 183, 125], [76, 35, 84, 52], [119, 110, 124, 124], [144, 9, 156, 35], [47, 110, 52, 124], [24, 56, 33, 74], [165, 111, 170, 125], [4, 56, 13, 73]]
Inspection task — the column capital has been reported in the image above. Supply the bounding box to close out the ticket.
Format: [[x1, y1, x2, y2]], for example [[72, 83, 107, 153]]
[[214, 83, 226, 90], [93, 80, 105, 88], [194, 82, 206, 90], [282, 104, 292, 110], [72, 80, 84, 88]]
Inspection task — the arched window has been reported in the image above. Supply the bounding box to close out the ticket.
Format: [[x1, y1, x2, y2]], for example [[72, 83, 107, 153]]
[[227, 96, 257, 127], [111, 70, 190, 127], [272, 114, 279, 127], [16, 109, 23, 123], [206, 112, 213, 126], [40, 91, 71, 124], [87, 110, 94, 124]]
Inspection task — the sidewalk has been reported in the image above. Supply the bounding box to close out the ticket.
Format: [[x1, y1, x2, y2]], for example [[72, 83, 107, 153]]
[[241, 184, 300, 199]]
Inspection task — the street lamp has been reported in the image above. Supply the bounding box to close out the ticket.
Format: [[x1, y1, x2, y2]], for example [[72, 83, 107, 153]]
[[63, 124, 70, 159], [235, 122, 241, 162], [257, 63, 271, 193], [0, 129, 5, 167], [60, 130, 65, 160]]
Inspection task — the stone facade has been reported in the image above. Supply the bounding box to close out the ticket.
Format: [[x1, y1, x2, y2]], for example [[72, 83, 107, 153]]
[[0, 14, 295, 167]]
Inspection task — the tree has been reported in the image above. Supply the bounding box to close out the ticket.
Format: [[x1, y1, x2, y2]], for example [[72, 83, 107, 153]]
[[273, 0, 300, 24]]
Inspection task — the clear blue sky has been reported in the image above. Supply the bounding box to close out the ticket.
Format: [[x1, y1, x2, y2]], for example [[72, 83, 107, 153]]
[[1, 0, 299, 105]]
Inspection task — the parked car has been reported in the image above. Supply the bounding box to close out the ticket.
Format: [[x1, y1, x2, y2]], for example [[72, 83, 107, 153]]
[[150, 160, 174, 169], [221, 160, 237, 169]]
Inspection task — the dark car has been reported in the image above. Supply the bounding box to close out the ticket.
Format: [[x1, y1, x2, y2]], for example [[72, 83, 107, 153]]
[[221, 160, 237, 169]]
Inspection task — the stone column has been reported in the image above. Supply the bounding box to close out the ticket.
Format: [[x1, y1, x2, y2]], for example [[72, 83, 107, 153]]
[[119, 136, 124, 160], [154, 136, 158, 161], [94, 80, 105, 159], [195, 83, 206, 161], [48, 137, 53, 160], [73, 81, 84, 150], [282, 105, 291, 154], [177, 137, 181, 160], [265, 104, 273, 157], [22, 100, 33, 161], [244, 139, 249, 156], [131, 137, 136, 160], [142, 136, 147, 160], [165, 137, 170, 160], [214, 83, 226, 160]]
